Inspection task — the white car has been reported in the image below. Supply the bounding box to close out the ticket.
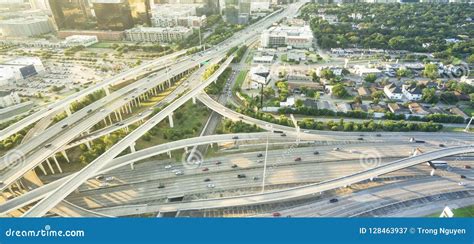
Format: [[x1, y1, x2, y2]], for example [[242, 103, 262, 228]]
[[105, 176, 114, 181], [165, 165, 172, 169], [207, 183, 215, 188], [458, 182, 465, 186], [175, 171, 183, 175]]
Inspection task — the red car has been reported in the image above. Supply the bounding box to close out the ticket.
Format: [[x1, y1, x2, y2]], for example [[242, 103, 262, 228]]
[[202, 167, 209, 172], [294, 157, 302, 162], [272, 212, 281, 217]]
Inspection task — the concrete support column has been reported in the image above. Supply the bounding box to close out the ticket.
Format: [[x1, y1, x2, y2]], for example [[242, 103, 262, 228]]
[[118, 110, 123, 121], [108, 114, 113, 125], [104, 86, 110, 96], [127, 103, 132, 113], [167, 151, 172, 158], [114, 111, 119, 121], [46, 159, 55, 174], [184, 147, 188, 153], [53, 155, 63, 174], [130, 142, 136, 153], [61, 150, 70, 163], [168, 113, 174, 128], [65, 107, 72, 116], [192, 96, 196, 104], [38, 163, 47, 175], [85, 141, 92, 150]]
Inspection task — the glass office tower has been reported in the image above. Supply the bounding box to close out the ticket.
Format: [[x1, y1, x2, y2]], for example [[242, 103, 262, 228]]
[[48, 0, 97, 30]]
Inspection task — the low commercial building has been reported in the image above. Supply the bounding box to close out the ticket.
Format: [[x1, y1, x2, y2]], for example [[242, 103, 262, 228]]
[[261, 25, 313, 49], [0, 57, 44, 86], [125, 27, 192, 43], [249, 65, 270, 89], [353, 65, 382, 77], [252, 55, 274, 64], [58, 30, 124, 41], [0, 16, 54, 37], [388, 103, 410, 115], [0, 91, 21, 108]]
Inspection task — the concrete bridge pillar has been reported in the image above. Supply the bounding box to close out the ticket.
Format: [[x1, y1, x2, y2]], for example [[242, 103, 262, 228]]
[[130, 142, 136, 153], [167, 151, 172, 158], [104, 86, 110, 96], [192, 96, 196, 104], [61, 151, 70, 163], [85, 141, 92, 150], [65, 107, 72, 116], [38, 163, 47, 175], [46, 159, 55, 174], [168, 113, 174, 128], [53, 155, 63, 174]]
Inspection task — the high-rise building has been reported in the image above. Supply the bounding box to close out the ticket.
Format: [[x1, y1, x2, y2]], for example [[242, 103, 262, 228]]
[[128, 0, 152, 26], [48, 0, 96, 30], [91, 0, 134, 31]]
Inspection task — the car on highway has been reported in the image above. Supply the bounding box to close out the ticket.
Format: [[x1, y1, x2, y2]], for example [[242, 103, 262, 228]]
[[257, 160, 263, 163], [329, 198, 339, 203], [207, 183, 215, 188], [280, 133, 287, 137], [357, 137, 363, 141], [439, 144, 446, 148], [272, 212, 281, 217], [204, 178, 211, 182], [376, 134, 382, 137], [61, 124, 68, 129], [458, 182, 465, 186], [333, 147, 340, 151], [44, 143, 52, 148], [100, 109, 105, 112], [105, 176, 114, 181], [465, 165, 472, 169], [232, 136, 239, 140], [460, 175, 466, 179], [237, 174, 246, 178], [257, 153, 263, 157], [253, 176, 259, 181], [294, 157, 302, 162], [231, 164, 238, 168], [313, 151, 319, 155], [87, 109, 92, 113], [165, 165, 172, 169], [175, 171, 183, 175], [158, 183, 165, 189], [202, 167, 209, 172]]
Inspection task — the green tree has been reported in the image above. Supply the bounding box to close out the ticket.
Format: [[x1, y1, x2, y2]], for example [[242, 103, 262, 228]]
[[422, 88, 438, 104], [332, 84, 348, 98], [364, 74, 377, 83], [423, 63, 439, 80]]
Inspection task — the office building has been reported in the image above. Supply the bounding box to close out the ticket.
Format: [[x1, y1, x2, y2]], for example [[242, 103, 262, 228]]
[[261, 25, 314, 49], [48, 0, 96, 30], [92, 0, 134, 31], [0, 16, 54, 37]]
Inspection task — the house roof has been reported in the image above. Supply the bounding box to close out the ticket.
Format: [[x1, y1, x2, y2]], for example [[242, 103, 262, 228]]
[[404, 84, 422, 95], [385, 83, 402, 94]]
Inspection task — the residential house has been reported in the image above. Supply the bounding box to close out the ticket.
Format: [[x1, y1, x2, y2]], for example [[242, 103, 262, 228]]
[[357, 87, 371, 98], [402, 84, 423, 101], [408, 103, 430, 117], [388, 103, 410, 115], [383, 83, 403, 100]]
